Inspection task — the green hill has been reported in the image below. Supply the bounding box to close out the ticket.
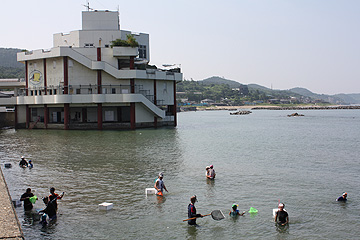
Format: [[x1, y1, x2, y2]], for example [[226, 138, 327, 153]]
[[0, 48, 24, 68], [0, 48, 25, 79]]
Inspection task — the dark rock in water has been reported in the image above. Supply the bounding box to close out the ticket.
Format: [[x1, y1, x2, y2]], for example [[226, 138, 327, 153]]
[[287, 112, 304, 117], [4, 163, 12, 168], [230, 110, 252, 115]]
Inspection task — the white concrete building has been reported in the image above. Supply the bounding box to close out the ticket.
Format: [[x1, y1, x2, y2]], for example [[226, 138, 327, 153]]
[[3, 10, 182, 130]]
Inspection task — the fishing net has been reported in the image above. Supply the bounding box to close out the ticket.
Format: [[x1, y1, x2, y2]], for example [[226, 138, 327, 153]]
[[249, 207, 258, 213], [211, 210, 225, 220]]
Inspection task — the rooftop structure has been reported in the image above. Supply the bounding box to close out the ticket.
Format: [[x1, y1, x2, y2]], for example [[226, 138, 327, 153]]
[[1, 10, 182, 130]]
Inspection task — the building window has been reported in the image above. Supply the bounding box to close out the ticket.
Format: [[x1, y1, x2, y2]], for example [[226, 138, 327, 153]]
[[85, 43, 94, 48], [112, 88, 116, 94], [88, 88, 92, 94], [53, 89, 57, 95], [76, 89, 81, 94], [105, 44, 109, 48], [39, 91, 42, 96], [102, 88, 107, 94], [139, 45, 147, 59], [118, 59, 130, 69], [49, 89, 52, 95], [34, 90, 37, 95], [30, 91, 34, 96]]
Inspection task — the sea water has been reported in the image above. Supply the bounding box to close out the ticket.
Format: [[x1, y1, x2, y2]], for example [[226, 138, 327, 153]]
[[1, 109, 360, 239]]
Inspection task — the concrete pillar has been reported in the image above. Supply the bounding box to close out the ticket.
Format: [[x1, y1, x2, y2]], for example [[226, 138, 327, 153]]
[[25, 61, 28, 96], [130, 103, 135, 130], [43, 58, 47, 95], [97, 103, 103, 130], [25, 105, 30, 128], [154, 79, 157, 128], [44, 104, 48, 129], [14, 106, 18, 128], [97, 48, 102, 94], [63, 57, 68, 94], [173, 80, 177, 127], [64, 104, 69, 130], [130, 56, 135, 69]]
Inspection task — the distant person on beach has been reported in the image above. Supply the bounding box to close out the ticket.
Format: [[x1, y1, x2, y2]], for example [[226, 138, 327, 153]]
[[229, 204, 245, 216], [188, 195, 203, 225], [20, 188, 35, 211], [275, 203, 289, 226], [207, 165, 216, 179], [154, 172, 168, 196], [19, 156, 28, 168], [336, 192, 347, 202], [49, 187, 64, 211]]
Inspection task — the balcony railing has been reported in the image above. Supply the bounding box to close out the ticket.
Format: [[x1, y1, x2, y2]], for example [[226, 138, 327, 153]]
[[16, 84, 163, 105]]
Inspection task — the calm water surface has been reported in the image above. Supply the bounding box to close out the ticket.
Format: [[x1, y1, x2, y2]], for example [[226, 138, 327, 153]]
[[1, 109, 360, 239]]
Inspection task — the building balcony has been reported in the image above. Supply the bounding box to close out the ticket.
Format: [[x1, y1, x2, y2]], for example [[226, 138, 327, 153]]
[[112, 46, 138, 57]]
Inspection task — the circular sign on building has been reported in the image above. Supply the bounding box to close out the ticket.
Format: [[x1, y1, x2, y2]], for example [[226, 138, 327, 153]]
[[29, 70, 43, 86]]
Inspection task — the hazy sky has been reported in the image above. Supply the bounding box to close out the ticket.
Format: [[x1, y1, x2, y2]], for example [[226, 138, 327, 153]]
[[1, 0, 359, 95]]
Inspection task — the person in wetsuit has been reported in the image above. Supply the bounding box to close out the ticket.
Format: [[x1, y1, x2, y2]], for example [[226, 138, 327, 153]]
[[188, 195, 203, 225], [336, 192, 347, 202], [275, 203, 289, 226]]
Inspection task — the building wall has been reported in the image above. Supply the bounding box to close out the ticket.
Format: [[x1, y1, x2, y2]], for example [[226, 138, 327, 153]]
[[68, 60, 97, 86], [156, 80, 174, 105], [135, 103, 154, 123], [47, 57, 64, 87], [28, 59, 45, 89]]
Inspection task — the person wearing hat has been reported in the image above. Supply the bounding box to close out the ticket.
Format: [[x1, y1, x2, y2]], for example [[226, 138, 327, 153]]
[[229, 204, 245, 216], [19, 156, 28, 168], [336, 192, 347, 202], [154, 172, 168, 196], [274, 203, 289, 226], [20, 188, 35, 211], [207, 165, 216, 179], [188, 195, 203, 225]]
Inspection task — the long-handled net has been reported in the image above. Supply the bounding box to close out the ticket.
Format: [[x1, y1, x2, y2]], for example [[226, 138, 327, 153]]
[[183, 210, 225, 221]]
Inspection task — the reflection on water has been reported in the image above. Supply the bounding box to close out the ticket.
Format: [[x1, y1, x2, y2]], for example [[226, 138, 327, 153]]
[[1, 110, 360, 239]]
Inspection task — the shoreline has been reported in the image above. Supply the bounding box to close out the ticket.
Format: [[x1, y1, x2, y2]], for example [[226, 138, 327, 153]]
[[182, 105, 360, 111]]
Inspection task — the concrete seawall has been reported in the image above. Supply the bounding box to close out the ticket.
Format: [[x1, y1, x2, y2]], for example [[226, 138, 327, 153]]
[[0, 167, 24, 240]]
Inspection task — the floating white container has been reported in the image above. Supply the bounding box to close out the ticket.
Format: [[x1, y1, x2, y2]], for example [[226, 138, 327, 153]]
[[99, 202, 113, 211], [145, 188, 156, 195]]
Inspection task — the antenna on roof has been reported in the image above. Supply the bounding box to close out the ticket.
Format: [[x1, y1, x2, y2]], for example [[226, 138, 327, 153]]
[[83, 0, 93, 11]]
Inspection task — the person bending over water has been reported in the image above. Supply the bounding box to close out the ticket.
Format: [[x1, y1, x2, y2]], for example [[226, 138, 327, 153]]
[[336, 192, 347, 202]]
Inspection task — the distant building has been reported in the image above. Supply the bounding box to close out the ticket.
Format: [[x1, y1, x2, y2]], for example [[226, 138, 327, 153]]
[[201, 99, 215, 105], [0, 10, 182, 130]]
